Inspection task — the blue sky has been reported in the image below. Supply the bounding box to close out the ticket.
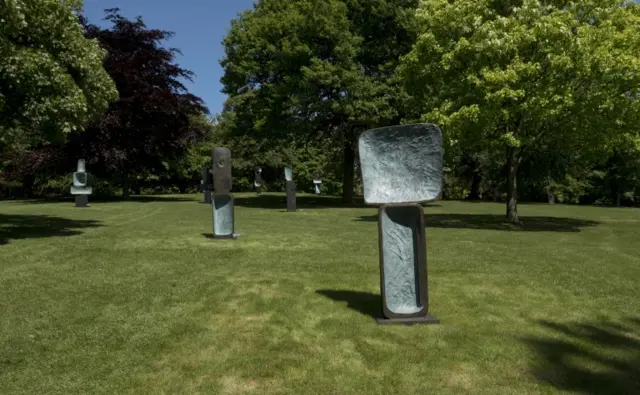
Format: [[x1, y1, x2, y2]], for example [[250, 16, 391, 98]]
[[83, 0, 257, 116]]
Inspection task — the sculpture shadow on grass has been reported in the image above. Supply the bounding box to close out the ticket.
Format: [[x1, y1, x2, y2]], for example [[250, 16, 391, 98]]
[[7, 195, 194, 205], [0, 214, 103, 245], [355, 213, 599, 232], [316, 290, 382, 319], [233, 194, 441, 210], [523, 318, 640, 395], [234, 194, 367, 209]]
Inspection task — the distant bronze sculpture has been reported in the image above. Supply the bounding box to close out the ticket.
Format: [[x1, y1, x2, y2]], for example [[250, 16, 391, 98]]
[[70, 159, 93, 207], [211, 147, 237, 239], [202, 165, 212, 204], [312, 170, 323, 195], [254, 166, 263, 195], [284, 166, 296, 212], [358, 124, 443, 325]]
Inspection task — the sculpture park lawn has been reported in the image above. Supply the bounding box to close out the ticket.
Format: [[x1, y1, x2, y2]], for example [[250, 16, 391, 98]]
[[1, 193, 639, 394]]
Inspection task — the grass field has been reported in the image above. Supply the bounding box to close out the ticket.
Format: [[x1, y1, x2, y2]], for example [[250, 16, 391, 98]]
[[1, 193, 639, 395]]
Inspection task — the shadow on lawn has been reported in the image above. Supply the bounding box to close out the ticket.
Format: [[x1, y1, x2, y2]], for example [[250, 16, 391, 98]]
[[232, 194, 441, 210], [234, 194, 367, 209], [316, 290, 382, 319], [524, 318, 640, 395], [356, 213, 599, 232], [8, 195, 193, 205], [0, 214, 103, 245]]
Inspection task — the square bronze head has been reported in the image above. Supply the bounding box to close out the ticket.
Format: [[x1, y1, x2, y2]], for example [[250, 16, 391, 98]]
[[212, 147, 232, 193], [358, 124, 443, 205]]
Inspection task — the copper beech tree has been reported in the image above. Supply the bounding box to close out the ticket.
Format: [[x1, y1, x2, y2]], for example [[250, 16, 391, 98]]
[[67, 9, 208, 198]]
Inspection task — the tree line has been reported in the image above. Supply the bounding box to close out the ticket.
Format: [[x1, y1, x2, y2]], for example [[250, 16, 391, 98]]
[[2, 0, 640, 222]]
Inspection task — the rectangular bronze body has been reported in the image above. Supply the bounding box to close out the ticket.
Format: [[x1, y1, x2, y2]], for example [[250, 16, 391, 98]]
[[212, 147, 232, 194], [212, 193, 235, 239], [376, 203, 438, 324], [286, 180, 296, 212]]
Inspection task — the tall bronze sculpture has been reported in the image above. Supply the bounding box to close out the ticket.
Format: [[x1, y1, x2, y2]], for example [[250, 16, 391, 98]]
[[358, 124, 443, 325], [211, 147, 237, 239], [254, 166, 263, 195], [201, 165, 212, 204], [70, 159, 93, 207], [284, 166, 296, 212]]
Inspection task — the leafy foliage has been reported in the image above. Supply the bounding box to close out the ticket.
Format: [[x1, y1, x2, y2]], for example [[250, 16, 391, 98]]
[[401, 0, 640, 220], [0, 0, 117, 149], [220, 0, 420, 202], [62, 9, 208, 197]]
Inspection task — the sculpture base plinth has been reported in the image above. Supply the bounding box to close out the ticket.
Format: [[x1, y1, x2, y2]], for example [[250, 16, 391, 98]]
[[74, 195, 89, 207], [376, 314, 439, 325]]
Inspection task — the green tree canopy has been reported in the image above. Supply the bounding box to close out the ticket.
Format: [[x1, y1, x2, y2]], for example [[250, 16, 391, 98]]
[[220, 0, 419, 202], [400, 0, 640, 222], [0, 0, 117, 150]]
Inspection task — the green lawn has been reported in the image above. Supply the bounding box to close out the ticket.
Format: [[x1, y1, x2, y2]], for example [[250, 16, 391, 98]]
[[1, 193, 639, 395]]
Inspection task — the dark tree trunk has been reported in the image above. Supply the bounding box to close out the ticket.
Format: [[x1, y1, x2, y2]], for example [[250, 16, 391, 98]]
[[506, 147, 520, 223], [468, 171, 481, 200], [616, 191, 621, 207], [21, 175, 35, 198], [342, 138, 355, 204], [122, 166, 130, 200]]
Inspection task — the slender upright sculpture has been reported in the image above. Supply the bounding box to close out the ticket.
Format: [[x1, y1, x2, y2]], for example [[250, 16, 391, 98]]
[[70, 159, 93, 207], [358, 124, 443, 325], [211, 147, 237, 239], [312, 170, 323, 195], [202, 165, 212, 204], [284, 166, 296, 212], [254, 166, 263, 195]]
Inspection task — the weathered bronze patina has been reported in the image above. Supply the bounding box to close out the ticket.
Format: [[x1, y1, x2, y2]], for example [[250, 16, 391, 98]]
[[358, 124, 443, 325]]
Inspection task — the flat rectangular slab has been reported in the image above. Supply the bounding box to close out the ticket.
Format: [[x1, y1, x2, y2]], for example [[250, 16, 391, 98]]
[[379, 204, 428, 318], [70, 186, 92, 195], [358, 124, 443, 204]]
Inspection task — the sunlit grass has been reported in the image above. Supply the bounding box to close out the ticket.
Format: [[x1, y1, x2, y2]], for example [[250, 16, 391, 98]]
[[1, 193, 639, 394]]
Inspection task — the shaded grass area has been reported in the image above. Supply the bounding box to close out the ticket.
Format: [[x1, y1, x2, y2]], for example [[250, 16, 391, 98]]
[[357, 212, 600, 232], [0, 214, 103, 245], [1, 193, 639, 394], [523, 318, 640, 395]]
